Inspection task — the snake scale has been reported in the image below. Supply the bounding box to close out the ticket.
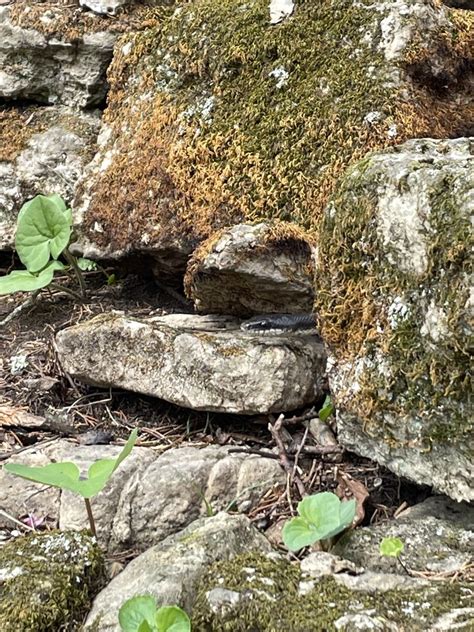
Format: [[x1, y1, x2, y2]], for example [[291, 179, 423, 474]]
[[240, 313, 316, 333]]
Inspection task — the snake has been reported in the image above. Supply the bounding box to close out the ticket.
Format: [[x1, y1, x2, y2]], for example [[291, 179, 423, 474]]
[[240, 312, 316, 333]]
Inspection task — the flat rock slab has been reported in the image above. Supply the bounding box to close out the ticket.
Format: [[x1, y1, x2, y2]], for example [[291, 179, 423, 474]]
[[56, 313, 326, 414]]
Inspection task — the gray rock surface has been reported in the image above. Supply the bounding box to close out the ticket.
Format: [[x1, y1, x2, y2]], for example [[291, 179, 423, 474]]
[[0, 106, 100, 250], [0, 5, 115, 107], [316, 137, 474, 502], [56, 312, 327, 414], [184, 222, 315, 316], [0, 530, 104, 631], [84, 512, 271, 631], [335, 496, 474, 577], [1, 440, 284, 553]]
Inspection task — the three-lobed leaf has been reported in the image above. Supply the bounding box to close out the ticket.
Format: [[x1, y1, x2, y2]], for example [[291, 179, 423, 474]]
[[155, 606, 191, 632], [380, 537, 404, 558], [15, 194, 72, 272], [282, 492, 356, 552], [119, 597, 191, 632], [119, 596, 157, 632], [0, 260, 65, 295], [4, 429, 138, 499]]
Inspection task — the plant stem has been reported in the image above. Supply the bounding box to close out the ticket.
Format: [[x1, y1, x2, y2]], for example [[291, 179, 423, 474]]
[[84, 498, 97, 539], [397, 556, 412, 576], [50, 283, 84, 302], [63, 248, 87, 297]]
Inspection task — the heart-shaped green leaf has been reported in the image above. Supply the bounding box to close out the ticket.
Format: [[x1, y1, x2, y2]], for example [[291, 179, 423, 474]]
[[0, 260, 65, 295], [119, 595, 157, 632], [282, 492, 357, 551], [155, 606, 191, 632], [15, 195, 72, 272], [4, 429, 138, 499]]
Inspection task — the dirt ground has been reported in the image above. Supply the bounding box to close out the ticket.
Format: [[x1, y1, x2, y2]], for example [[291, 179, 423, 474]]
[[0, 260, 431, 548]]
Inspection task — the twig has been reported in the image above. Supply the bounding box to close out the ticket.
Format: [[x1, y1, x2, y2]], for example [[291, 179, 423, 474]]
[[0, 290, 41, 327], [292, 424, 309, 480], [268, 414, 306, 498], [0, 437, 59, 462], [0, 509, 35, 531], [282, 408, 318, 425]]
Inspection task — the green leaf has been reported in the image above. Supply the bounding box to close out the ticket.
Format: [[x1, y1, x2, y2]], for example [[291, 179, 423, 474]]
[[107, 273, 117, 286], [77, 257, 97, 271], [380, 537, 404, 558], [138, 622, 154, 632], [0, 261, 64, 295], [319, 396, 334, 422], [4, 461, 81, 494], [155, 606, 191, 632], [15, 195, 72, 272], [4, 429, 139, 499], [282, 492, 357, 551], [282, 516, 321, 552], [119, 595, 157, 632]]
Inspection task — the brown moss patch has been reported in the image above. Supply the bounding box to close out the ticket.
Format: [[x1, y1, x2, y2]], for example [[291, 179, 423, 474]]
[[81, 0, 472, 254], [9, 0, 161, 42], [0, 107, 48, 162]]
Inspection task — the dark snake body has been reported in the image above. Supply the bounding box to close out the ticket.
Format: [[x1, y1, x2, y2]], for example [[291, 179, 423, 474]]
[[240, 313, 316, 333]]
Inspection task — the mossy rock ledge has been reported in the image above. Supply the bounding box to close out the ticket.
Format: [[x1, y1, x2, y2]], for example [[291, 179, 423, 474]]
[[315, 137, 473, 502], [73, 0, 472, 264], [0, 530, 105, 631]]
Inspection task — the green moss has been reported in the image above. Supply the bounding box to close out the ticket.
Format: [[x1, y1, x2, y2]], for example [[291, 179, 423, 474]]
[[82, 0, 472, 251], [315, 145, 472, 447], [0, 530, 105, 631], [192, 552, 473, 631]]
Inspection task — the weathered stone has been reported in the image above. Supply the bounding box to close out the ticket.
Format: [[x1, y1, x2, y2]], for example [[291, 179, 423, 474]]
[[80, 0, 131, 16], [0, 530, 104, 631], [1, 440, 284, 552], [334, 496, 474, 577], [72, 0, 472, 263], [315, 137, 473, 502], [56, 312, 327, 414], [192, 551, 473, 631], [84, 513, 271, 631], [184, 222, 315, 316], [0, 105, 100, 250]]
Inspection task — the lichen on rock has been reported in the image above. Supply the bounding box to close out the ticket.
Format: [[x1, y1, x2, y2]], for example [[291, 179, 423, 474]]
[[315, 137, 473, 501], [0, 530, 105, 631]]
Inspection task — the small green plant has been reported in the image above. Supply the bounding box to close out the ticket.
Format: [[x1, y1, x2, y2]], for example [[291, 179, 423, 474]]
[[3, 429, 138, 538], [318, 395, 334, 422], [0, 194, 94, 298], [380, 536, 410, 574], [282, 491, 356, 552], [119, 596, 191, 632]]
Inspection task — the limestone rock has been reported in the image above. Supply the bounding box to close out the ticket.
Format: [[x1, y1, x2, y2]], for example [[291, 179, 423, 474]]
[[80, 0, 131, 16], [72, 0, 472, 263], [315, 137, 473, 502], [0, 106, 100, 250], [184, 222, 315, 316], [1, 440, 284, 552], [56, 312, 327, 414], [0, 4, 115, 107], [192, 551, 473, 631], [84, 513, 272, 631], [334, 496, 474, 577], [0, 530, 104, 631]]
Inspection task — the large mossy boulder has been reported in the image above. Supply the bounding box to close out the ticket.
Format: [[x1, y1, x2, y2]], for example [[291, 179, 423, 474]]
[[315, 137, 473, 502], [73, 0, 472, 264], [0, 530, 105, 631]]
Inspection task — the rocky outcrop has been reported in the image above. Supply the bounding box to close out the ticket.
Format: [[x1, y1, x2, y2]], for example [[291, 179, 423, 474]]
[[55, 312, 327, 414], [184, 222, 315, 316], [84, 513, 272, 631], [191, 549, 473, 630], [0, 530, 104, 631], [0, 106, 100, 250], [72, 0, 473, 264], [0, 440, 284, 552], [0, 2, 157, 107], [315, 137, 473, 502]]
